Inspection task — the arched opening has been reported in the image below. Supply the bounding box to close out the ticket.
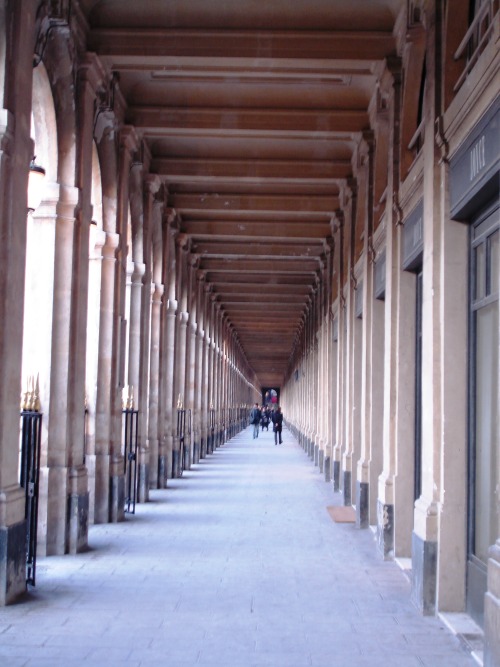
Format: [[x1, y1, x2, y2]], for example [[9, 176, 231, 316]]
[[22, 62, 58, 557], [85, 141, 105, 523]]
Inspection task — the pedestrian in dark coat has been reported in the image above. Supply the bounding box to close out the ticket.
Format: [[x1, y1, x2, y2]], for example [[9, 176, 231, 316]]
[[261, 407, 270, 431], [272, 406, 283, 445]]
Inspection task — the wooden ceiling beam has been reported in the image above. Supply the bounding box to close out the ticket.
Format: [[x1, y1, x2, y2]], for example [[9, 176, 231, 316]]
[[200, 258, 320, 273], [90, 28, 395, 61], [193, 240, 324, 257], [129, 107, 368, 134], [206, 272, 316, 285], [152, 157, 352, 180], [172, 193, 337, 213], [211, 282, 312, 294], [183, 220, 332, 239]]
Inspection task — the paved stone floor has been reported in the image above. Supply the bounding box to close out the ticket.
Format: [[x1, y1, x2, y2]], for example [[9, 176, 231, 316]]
[[0, 426, 479, 667]]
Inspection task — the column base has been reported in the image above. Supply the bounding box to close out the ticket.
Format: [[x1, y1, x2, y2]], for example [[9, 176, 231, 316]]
[[172, 449, 181, 478], [356, 481, 369, 529], [377, 499, 394, 560], [314, 444, 319, 466], [343, 470, 352, 506], [0, 521, 27, 606], [67, 491, 89, 554], [333, 459, 340, 492], [65, 465, 89, 554], [137, 463, 149, 503], [318, 449, 324, 473], [110, 473, 125, 523], [324, 455, 331, 482], [183, 445, 191, 472], [411, 531, 437, 615], [157, 455, 167, 488], [485, 541, 500, 667], [193, 440, 200, 464], [200, 436, 207, 458]]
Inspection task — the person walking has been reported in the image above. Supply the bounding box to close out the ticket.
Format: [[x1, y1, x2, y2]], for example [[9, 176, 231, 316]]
[[250, 403, 261, 439], [260, 406, 270, 431], [272, 406, 283, 445]]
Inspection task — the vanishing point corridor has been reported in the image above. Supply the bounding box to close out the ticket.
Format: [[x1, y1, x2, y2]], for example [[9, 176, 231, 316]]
[[0, 427, 477, 667]]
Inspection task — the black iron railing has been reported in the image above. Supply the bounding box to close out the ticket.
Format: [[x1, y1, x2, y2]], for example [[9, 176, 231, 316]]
[[209, 407, 215, 453], [122, 408, 139, 513], [176, 408, 186, 476], [19, 411, 42, 586]]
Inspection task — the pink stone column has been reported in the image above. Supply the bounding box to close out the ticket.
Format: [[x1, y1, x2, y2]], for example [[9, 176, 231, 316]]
[[161, 217, 178, 479], [94, 230, 121, 523], [148, 281, 164, 486], [0, 0, 38, 605]]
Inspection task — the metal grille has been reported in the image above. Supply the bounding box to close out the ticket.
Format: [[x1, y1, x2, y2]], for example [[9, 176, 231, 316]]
[[19, 411, 42, 586]]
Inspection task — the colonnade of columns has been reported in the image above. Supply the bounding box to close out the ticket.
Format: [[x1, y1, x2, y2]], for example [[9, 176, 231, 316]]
[[0, 5, 259, 607], [278, 11, 499, 660]]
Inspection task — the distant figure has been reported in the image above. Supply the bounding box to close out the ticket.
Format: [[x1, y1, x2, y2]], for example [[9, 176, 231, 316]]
[[260, 406, 270, 431], [272, 406, 283, 445], [250, 403, 261, 439]]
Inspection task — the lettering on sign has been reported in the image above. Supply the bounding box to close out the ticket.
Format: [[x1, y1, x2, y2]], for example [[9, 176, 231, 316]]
[[470, 135, 486, 181]]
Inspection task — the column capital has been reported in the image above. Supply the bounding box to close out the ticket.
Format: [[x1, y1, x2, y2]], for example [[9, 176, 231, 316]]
[[131, 262, 146, 281], [119, 125, 141, 155], [152, 283, 164, 298], [102, 231, 120, 256], [144, 174, 162, 195], [178, 311, 189, 325], [78, 53, 107, 94], [167, 298, 178, 313], [176, 232, 190, 250], [165, 207, 178, 225]]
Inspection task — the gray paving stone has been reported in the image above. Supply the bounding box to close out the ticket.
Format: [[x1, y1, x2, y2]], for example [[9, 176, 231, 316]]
[[0, 427, 478, 667]]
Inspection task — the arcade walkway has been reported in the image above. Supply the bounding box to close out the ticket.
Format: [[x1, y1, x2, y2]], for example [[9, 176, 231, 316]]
[[0, 427, 478, 667]]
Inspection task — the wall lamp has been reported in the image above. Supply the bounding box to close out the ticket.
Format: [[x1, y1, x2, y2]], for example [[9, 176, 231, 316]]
[[27, 157, 46, 213]]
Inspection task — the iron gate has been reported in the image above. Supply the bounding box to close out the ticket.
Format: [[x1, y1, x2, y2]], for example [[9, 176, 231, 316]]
[[122, 408, 139, 514], [176, 408, 186, 476], [209, 407, 215, 453], [19, 410, 42, 586]]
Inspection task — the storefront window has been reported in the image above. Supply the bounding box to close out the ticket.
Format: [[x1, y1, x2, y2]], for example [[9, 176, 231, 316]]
[[471, 211, 499, 565]]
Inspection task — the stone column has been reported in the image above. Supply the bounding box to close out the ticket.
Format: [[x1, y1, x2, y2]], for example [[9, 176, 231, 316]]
[[356, 133, 374, 528], [184, 256, 199, 469], [341, 181, 359, 507], [85, 225, 106, 522], [94, 127, 138, 524], [411, 2, 446, 614], [332, 212, 345, 491], [136, 175, 161, 501], [147, 281, 163, 488], [148, 197, 164, 489], [194, 272, 206, 462], [172, 235, 189, 476], [201, 285, 213, 456], [45, 182, 81, 554], [211, 303, 221, 449], [324, 238, 335, 482], [159, 212, 178, 483], [64, 54, 107, 553], [373, 65, 419, 563], [94, 229, 121, 524], [0, 0, 37, 604]]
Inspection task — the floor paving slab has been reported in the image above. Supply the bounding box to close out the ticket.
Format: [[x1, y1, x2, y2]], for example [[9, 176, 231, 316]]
[[0, 426, 479, 667]]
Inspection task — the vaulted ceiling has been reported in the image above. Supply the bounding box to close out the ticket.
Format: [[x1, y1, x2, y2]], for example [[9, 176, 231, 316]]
[[82, 0, 402, 388]]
